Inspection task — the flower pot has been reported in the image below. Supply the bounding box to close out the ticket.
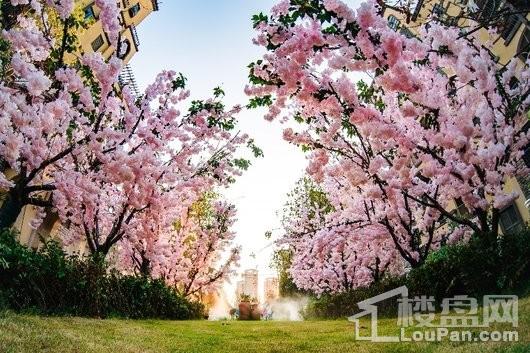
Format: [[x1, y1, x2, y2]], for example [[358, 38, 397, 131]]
[[250, 304, 261, 320], [238, 302, 250, 320]]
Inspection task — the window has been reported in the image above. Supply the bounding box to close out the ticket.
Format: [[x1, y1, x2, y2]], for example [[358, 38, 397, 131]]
[[0, 158, 7, 172], [387, 15, 400, 31], [432, 3, 445, 17], [129, 3, 141, 17], [91, 35, 105, 51], [400, 26, 415, 38], [118, 38, 131, 59], [476, 0, 502, 20], [84, 5, 95, 20], [500, 11, 522, 44], [499, 203, 523, 234]]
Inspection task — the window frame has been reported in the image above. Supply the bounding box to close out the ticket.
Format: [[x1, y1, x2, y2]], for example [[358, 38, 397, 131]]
[[500, 10, 522, 45], [432, 3, 445, 17], [517, 27, 530, 61], [129, 3, 141, 18], [91, 34, 105, 52], [387, 15, 401, 31], [84, 4, 95, 21], [499, 203, 523, 234]]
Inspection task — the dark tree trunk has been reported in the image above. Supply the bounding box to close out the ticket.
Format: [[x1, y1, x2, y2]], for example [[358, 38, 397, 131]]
[[139, 256, 151, 277], [0, 188, 24, 230], [0, 2, 23, 30]]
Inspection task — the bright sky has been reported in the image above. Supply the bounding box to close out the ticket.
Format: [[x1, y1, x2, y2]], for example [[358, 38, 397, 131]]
[[130, 0, 362, 299]]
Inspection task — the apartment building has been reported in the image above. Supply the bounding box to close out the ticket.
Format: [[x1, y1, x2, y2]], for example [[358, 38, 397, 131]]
[[71, 0, 158, 64], [383, 0, 530, 234], [235, 270, 259, 301], [264, 277, 280, 303]]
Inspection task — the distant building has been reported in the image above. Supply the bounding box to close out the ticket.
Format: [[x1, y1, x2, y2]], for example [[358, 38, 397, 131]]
[[235, 280, 245, 301], [235, 269, 259, 301], [264, 277, 279, 302]]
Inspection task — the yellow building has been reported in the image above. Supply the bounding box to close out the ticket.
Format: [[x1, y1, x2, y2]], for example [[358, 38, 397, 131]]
[[74, 0, 159, 95], [6, 0, 159, 248], [383, 0, 530, 234], [73, 0, 158, 64]]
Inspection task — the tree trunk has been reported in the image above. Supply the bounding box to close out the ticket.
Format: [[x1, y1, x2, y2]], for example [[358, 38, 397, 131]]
[[0, 2, 23, 30], [139, 254, 151, 277], [0, 188, 24, 230]]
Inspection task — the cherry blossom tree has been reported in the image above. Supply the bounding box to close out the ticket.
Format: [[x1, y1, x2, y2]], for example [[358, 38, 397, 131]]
[[279, 177, 401, 294], [0, 0, 102, 230], [53, 71, 249, 259], [248, 0, 530, 269], [0, 1, 256, 269], [117, 194, 240, 298]]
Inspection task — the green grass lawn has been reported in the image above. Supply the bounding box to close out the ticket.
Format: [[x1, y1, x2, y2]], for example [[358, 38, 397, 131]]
[[1, 296, 528, 353]]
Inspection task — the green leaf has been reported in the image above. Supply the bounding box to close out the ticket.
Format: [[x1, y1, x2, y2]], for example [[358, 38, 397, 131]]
[[246, 95, 273, 109], [172, 73, 187, 90], [213, 86, 225, 98], [252, 12, 269, 28]]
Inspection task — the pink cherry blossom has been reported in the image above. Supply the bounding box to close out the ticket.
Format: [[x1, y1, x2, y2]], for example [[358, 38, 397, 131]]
[[250, 0, 530, 282]]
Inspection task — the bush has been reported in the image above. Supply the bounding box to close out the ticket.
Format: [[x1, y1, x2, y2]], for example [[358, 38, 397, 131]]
[[0, 229, 204, 319], [407, 229, 530, 300], [303, 277, 406, 319]]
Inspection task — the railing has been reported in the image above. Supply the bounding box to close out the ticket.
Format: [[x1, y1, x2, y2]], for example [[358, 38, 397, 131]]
[[130, 24, 140, 48], [118, 63, 140, 98]]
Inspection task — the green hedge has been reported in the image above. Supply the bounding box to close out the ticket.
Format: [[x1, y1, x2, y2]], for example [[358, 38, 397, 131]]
[[304, 229, 530, 319], [0, 229, 204, 319], [302, 277, 406, 319], [407, 229, 530, 300]]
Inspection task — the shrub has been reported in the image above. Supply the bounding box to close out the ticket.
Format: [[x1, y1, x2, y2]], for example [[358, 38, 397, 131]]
[[0, 228, 204, 319], [407, 229, 530, 300], [303, 277, 406, 319]]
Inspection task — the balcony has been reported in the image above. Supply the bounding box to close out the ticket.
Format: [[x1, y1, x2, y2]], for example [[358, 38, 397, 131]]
[[118, 63, 140, 98], [130, 24, 140, 48]]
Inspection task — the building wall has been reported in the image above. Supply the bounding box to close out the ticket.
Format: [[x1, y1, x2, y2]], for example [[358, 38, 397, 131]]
[[68, 0, 158, 64], [264, 277, 279, 302], [235, 269, 259, 301], [383, 0, 530, 233], [235, 280, 245, 300]]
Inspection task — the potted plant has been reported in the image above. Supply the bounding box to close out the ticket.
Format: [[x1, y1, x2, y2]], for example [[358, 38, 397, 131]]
[[238, 294, 252, 320]]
